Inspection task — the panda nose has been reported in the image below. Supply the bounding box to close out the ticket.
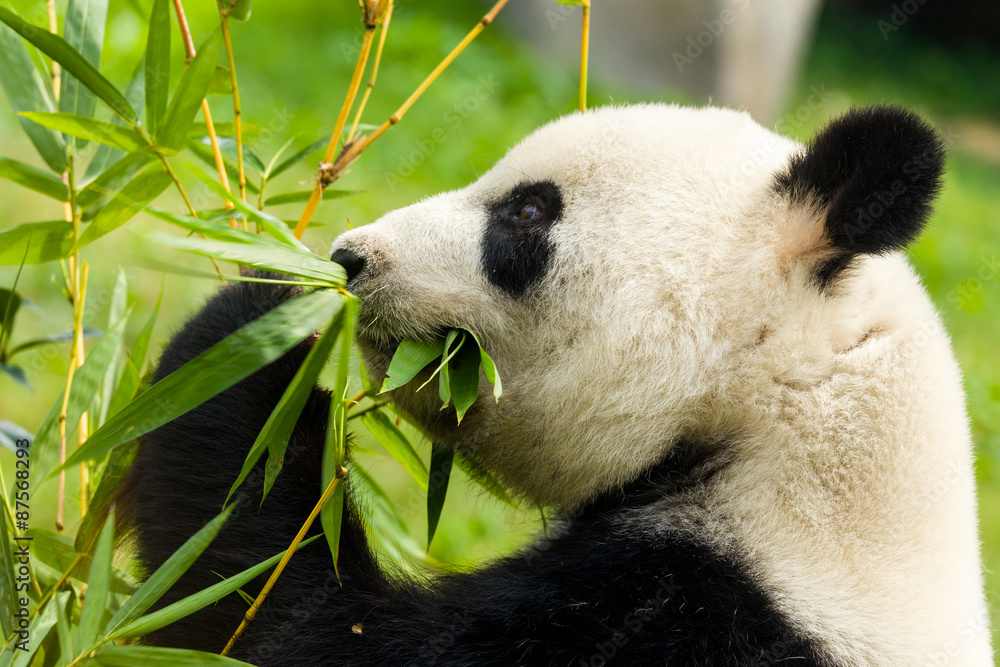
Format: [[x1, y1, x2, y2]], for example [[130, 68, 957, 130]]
[[331, 247, 366, 284]]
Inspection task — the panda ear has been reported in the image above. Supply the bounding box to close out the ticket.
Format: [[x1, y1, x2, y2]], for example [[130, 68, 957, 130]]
[[774, 105, 945, 286]]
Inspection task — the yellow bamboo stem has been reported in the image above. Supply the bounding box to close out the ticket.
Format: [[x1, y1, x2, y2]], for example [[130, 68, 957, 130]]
[[47, 0, 60, 95], [220, 467, 347, 656], [293, 19, 377, 239], [219, 15, 246, 204], [75, 262, 89, 518], [346, 0, 393, 145]]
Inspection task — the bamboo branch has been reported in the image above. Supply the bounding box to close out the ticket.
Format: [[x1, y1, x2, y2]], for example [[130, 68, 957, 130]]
[[220, 466, 348, 656], [219, 11, 246, 204], [579, 0, 590, 112], [346, 0, 393, 146], [75, 262, 89, 518], [293, 0, 510, 239], [46, 0, 60, 95], [292, 3, 380, 239]]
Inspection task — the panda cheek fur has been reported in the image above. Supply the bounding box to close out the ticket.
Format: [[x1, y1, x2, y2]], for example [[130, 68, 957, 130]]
[[774, 105, 945, 288]]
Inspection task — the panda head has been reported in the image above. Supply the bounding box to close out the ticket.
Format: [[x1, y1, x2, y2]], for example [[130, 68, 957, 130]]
[[332, 104, 945, 509]]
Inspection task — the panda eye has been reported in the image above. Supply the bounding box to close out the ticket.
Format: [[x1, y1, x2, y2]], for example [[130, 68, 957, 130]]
[[514, 203, 540, 222]]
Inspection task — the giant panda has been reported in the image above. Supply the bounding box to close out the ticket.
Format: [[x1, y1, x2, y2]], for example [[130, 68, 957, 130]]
[[119, 104, 993, 666]]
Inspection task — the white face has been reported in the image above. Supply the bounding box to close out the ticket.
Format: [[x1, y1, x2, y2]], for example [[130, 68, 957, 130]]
[[333, 105, 811, 507]]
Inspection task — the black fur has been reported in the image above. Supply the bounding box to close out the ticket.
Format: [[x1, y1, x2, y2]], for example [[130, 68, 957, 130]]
[[774, 105, 945, 286], [119, 278, 837, 666], [482, 180, 563, 296]]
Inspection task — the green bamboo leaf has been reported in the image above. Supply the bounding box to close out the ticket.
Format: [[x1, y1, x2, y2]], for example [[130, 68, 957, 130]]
[[76, 162, 171, 247], [262, 136, 296, 177], [82, 645, 255, 666], [180, 160, 304, 248], [50, 290, 341, 477], [103, 288, 161, 420], [0, 220, 73, 265], [54, 590, 74, 666], [109, 535, 320, 640], [379, 338, 444, 394], [77, 510, 114, 650], [32, 312, 131, 481], [449, 337, 481, 423], [427, 447, 454, 549], [207, 66, 232, 96], [189, 121, 260, 139], [6, 327, 102, 359], [225, 307, 343, 506], [0, 364, 29, 389], [225, 0, 252, 22], [0, 21, 67, 172], [422, 329, 461, 396], [263, 189, 361, 207], [186, 138, 259, 194], [321, 297, 357, 574], [81, 63, 146, 184], [150, 233, 344, 285], [215, 136, 264, 171], [157, 28, 223, 150], [25, 528, 135, 594], [267, 134, 328, 179], [360, 410, 428, 492], [5, 589, 57, 665], [78, 151, 154, 217], [97, 270, 128, 425], [59, 0, 110, 148], [19, 112, 146, 152], [0, 157, 68, 200], [467, 329, 502, 400], [145, 0, 170, 136], [0, 497, 17, 638], [0, 288, 23, 337], [74, 441, 137, 555], [104, 505, 235, 638], [0, 7, 135, 122]]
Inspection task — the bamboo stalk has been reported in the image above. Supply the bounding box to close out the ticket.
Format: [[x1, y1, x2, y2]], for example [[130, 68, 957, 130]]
[[293, 9, 379, 239], [579, 1, 590, 112], [220, 466, 348, 656], [75, 262, 89, 518], [294, 0, 510, 240], [46, 0, 60, 94], [346, 0, 394, 146], [219, 12, 246, 204]]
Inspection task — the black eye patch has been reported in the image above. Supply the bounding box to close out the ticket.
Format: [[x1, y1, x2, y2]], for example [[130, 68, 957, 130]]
[[481, 180, 564, 296]]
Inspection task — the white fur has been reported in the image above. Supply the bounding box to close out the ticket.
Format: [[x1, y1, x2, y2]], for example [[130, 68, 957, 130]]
[[332, 104, 992, 665]]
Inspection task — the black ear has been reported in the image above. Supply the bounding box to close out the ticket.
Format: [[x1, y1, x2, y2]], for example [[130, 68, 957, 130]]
[[775, 105, 945, 286]]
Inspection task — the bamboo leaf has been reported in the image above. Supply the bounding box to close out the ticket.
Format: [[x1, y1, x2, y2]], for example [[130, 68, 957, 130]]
[[54, 590, 74, 666], [0, 20, 67, 172], [207, 66, 232, 95], [0, 6, 135, 122], [467, 329, 502, 400], [59, 0, 110, 148], [449, 336, 481, 423], [25, 529, 135, 594], [0, 220, 73, 265], [78, 151, 154, 216], [180, 161, 304, 248], [5, 590, 58, 665], [224, 307, 343, 506], [145, 0, 170, 136], [82, 645, 255, 666], [379, 338, 444, 394], [0, 497, 17, 638], [0, 157, 68, 201], [157, 28, 223, 150], [81, 64, 146, 185], [226, 0, 252, 22], [74, 441, 137, 555], [32, 312, 131, 481], [321, 298, 357, 574], [6, 326, 102, 359], [186, 138, 259, 194], [76, 162, 171, 247], [19, 112, 146, 152], [97, 270, 128, 425], [150, 233, 345, 285], [215, 136, 264, 172], [104, 505, 235, 638], [427, 447, 454, 549], [423, 329, 461, 396], [189, 121, 260, 139], [50, 290, 341, 477], [77, 510, 115, 650], [0, 364, 29, 389], [109, 535, 321, 640], [360, 410, 428, 492], [263, 189, 362, 207], [267, 134, 328, 179]]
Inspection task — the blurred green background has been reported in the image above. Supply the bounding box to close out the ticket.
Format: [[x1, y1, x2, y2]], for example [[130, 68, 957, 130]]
[[1, 0, 997, 659]]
